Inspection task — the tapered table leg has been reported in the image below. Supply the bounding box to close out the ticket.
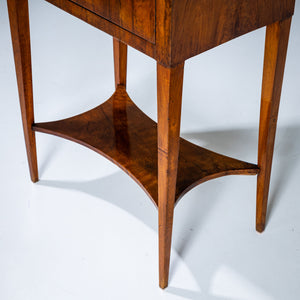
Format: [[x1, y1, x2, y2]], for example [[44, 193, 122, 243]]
[[113, 38, 129, 153], [113, 38, 127, 89], [8, 0, 38, 182], [157, 62, 184, 288], [256, 18, 292, 233]]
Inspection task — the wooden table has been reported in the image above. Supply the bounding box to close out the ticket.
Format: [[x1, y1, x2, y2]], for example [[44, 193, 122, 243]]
[[8, 0, 295, 288]]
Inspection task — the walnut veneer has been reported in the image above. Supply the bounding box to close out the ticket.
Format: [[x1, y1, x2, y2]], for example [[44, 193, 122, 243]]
[[8, 0, 295, 289]]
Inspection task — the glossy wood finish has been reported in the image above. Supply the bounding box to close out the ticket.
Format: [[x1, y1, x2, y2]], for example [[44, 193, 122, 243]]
[[157, 63, 184, 288], [70, 0, 155, 42], [45, 0, 155, 59], [7, 0, 38, 182], [113, 38, 127, 89], [168, 0, 295, 66], [32, 86, 259, 206], [256, 18, 292, 233], [45, 0, 295, 67], [8, 0, 295, 290]]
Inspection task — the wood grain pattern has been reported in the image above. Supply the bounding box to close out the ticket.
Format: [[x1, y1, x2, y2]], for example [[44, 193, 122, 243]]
[[32, 86, 259, 206], [164, 0, 295, 66], [69, 0, 155, 42], [8, 0, 38, 182], [45, 0, 155, 59], [157, 63, 184, 288], [113, 38, 127, 88], [8, 0, 295, 290], [45, 0, 295, 67], [256, 18, 292, 233], [155, 0, 172, 66]]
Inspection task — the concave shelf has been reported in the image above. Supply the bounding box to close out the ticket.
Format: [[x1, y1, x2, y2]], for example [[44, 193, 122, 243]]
[[33, 86, 259, 206]]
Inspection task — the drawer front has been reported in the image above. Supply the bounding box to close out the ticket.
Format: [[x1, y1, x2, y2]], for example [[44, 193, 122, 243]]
[[71, 0, 155, 43]]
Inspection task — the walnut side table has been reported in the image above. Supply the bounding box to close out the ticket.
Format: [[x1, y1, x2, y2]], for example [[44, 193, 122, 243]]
[[8, 0, 295, 288]]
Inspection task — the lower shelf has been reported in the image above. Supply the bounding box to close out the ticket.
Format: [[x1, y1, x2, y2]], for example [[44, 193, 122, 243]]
[[33, 86, 259, 206]]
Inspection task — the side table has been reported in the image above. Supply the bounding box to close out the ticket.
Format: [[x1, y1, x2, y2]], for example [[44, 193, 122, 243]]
[[8, 0, 295, 288]]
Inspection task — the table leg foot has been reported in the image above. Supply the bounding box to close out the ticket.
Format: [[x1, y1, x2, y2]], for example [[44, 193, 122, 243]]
[[256, 18, 292, 233], [157, 62, 184, 288], [8, 0, 38, 183]]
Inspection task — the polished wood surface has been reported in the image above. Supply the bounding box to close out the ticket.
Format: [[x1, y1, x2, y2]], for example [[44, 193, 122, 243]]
[[8, 0, 294, 290], [157, 63, 184, 288], [256, 18, 292, 233], [32, 86, 259, 206], [8, 0, 38, 182], [169, 0, 295, 65], [45, 0, 295, 66], [46, 0, 156, 59], [113, 38, 127, 88], [70, 0, 155, 42]]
